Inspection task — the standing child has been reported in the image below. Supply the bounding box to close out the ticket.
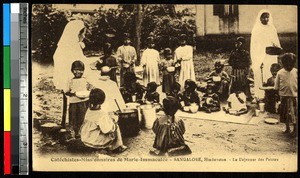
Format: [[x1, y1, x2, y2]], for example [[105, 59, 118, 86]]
[[144, 82, 160, 104], [65, 60, 92, 138], [224, 82, 248, 116], [96, 43, 118, 83], [116, 34, 137, 86], [200, 83, 221, 113], [80, 88, 127, 153], [160, 48, 176, 95], [206, 60, 230, 100], [263, 63, 281, 113], [274, 53, 298, 137], [141, 37, 160, 86], [150, 96, 191, 156], [228, 36, 252, 100]]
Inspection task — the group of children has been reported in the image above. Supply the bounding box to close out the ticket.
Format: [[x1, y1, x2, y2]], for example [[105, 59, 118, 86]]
[[62, 34, 297, 156]]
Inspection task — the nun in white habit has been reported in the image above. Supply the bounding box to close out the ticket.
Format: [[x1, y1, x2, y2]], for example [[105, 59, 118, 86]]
[[250, 9, 281, 99]]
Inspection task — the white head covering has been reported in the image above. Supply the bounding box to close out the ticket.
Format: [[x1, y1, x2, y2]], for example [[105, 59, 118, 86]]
[[252, 9, 275, 34], [57, 20, 85, 48]]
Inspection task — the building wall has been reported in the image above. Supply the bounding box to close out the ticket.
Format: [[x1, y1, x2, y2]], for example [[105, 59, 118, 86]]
[[195, 5, 297, 36]]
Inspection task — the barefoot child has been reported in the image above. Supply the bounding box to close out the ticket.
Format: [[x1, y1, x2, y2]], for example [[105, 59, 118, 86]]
[[65, 60, 92, 138], [274, 53, 298, 137], [160, 48, 176, 95], [80, 88, 127, 152], [151, 96, 191, 156]]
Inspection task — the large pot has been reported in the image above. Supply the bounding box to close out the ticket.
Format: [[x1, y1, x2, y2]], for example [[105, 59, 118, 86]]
[[116, 109, 140, 137]]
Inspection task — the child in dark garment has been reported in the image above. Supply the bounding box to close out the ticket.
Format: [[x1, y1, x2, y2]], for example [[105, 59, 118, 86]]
[[169, 82, 181, 99], [65, 60, 93, 138], [263, 63, 281, 113], [205, 61, 230, 100], [119, 72, 146, 103], [144, 82, 160, 104], [96, 43, 118, 83], [178, 80, 200, 109], [160, 48, 176, 95], [150, 96, 191, 156], [200, 83, 221, 113]]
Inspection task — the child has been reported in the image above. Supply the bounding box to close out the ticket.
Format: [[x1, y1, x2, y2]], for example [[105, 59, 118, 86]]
[[96, 43, 118, 83], [205, 60, 230, 100], [116, 34, 137, 86], [169, 82, 181, 99], [228, 36, 252, 100], [144, 82, 160, 104], [80, 88, 127, 153], [200, 83, 221, 113], [141, 37, 160, 86], [274, 53, 297, 137], [263, 63, 281, 113], [65, 60, 92, 138], [224, 82, 248, 116], [160, 48, 176, 95], [150, 96, 191, 156], [120, 72, 146, 103], [178, 79, 200, 108]]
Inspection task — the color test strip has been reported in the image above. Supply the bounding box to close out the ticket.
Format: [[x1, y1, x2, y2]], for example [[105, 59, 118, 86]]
[[3, 3, 11, 175]]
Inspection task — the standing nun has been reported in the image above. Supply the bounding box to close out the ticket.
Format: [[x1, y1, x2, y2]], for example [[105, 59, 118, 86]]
[[53, 20, 87, 127], [250, 9, 281, 100], [174, 34, 196, 90]]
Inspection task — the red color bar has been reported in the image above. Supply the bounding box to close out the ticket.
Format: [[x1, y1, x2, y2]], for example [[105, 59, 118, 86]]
[[4, 131, 11, 174]]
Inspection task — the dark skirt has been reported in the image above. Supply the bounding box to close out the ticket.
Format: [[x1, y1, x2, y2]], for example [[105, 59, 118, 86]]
[[162, 74, 175, 94], [69, 101, 89, 134], [231, 68, 249, 85], [279, 96, 297, 124]]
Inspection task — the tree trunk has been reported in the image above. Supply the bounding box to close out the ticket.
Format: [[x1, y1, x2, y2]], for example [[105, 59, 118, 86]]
[[134, 4, 142, 65]]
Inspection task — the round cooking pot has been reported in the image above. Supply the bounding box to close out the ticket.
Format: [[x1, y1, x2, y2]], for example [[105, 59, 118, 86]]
[[116, 109, 140, 137]]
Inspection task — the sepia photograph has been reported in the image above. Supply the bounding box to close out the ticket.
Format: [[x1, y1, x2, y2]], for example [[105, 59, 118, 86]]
[[31, 4, 297, 172]]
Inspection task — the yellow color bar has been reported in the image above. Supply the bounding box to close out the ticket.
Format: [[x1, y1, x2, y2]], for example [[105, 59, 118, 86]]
[[4, 89, 11, 131]]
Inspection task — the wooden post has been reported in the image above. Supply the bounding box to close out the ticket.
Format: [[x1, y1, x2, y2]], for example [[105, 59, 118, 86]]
[[134, 4, 142, 65]]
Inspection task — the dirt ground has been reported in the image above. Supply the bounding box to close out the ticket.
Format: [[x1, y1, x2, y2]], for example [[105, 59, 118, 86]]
[[32, 61, 297, 160]]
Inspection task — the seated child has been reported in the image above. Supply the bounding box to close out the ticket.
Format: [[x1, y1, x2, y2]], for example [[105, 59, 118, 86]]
[[178, 80, 200, 108], [169, 82, 181, 99], [150, 96, 192, 156], [224, 82, 248, 116], [205, 60, 230, 100], [200, 83, 221, 113], [96, 43, 118, 83], [144, 82, 160, 104], [275, 53, 297, 137], [80, 88, 127, 153], [263, 63, 281, 113], [65, 60, 93, 138], [160, 48, 176, 95], [120, 72, 146, 103]]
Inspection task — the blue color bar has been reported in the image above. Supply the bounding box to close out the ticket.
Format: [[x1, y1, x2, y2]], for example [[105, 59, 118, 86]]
[[3, 4, 11, 45]]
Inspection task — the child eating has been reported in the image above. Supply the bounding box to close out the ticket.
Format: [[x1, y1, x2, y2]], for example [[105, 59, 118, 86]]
[[178, 79, 200, 109], [224, 82, 248, 116], [120, 72, 145, 103], [80, 88, 127, 153], [200, 83, 221, 113], [144, 82, 160, 104]]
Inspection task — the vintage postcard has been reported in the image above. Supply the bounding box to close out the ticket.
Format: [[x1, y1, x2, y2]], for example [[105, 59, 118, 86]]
[[31, 4, 297, 172]]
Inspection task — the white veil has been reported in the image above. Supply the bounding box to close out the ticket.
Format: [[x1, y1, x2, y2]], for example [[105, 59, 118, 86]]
[[250, 9, 281, 99], [53, 20, 87, 91]]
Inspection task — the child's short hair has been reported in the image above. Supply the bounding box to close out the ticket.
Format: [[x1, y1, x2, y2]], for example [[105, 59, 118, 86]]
[[103, 43, 112, 55], [71, 60, 85, 71], [163, 96, 180, 116], [214, 60, 224, 68], [147, 82, 158, 92], [89, 88, 106, 107], [173, 82, 181, 91], [280, 53, 296, 69], [184, 79, 197, 91], [236, 36, 245, 44], [163, 48, 172, 57], [270, 63, 281, 73]]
